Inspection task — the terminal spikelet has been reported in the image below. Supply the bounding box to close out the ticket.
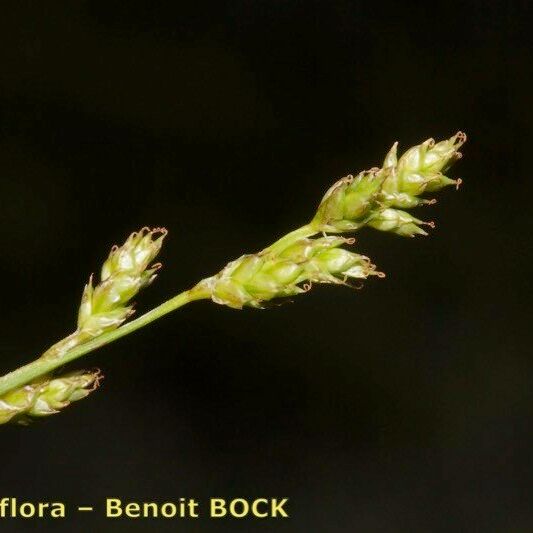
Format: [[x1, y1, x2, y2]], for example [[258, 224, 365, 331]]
[[0, 370, 102, 425], [312, 132, 466, 237]]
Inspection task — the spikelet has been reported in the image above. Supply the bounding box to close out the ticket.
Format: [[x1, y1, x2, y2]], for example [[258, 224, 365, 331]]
[[199, 236, 383, 309], [0, 370, 102, 425], [312, 132, 465, 236], [43, 227, 167, 361], [77, 227, 167, 337]]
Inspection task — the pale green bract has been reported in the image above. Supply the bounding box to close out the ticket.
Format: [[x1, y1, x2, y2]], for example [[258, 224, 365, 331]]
[[0, 133, 466, 424]]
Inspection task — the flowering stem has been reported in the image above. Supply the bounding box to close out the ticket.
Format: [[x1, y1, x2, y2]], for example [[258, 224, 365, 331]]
[[0, 132, 466, 424], [0, 286, 210, 396]]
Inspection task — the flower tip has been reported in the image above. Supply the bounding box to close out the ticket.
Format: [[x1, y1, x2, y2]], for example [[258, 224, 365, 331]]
[[452, 131, 467, 148], [89, 368, 104, 391], [302, 282, 313, 293], [152, 227, 168, 239]]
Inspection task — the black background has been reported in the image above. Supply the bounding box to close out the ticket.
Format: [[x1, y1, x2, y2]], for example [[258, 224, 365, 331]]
[[1, 1, 531, 532]]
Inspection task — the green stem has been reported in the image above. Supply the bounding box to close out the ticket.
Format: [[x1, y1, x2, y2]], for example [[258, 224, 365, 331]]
[[264, 223, 318, 255], [0, 286, 210, 396]]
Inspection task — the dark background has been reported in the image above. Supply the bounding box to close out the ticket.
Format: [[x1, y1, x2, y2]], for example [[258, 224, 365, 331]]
[[0, 1, 531, 532]]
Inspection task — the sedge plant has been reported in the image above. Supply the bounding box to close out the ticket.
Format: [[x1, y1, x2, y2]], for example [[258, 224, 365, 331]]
[[0, 132, 466, 424]]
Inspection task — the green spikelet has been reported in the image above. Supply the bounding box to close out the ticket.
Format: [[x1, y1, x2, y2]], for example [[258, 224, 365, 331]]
[[43, 227, 167, 360], [0, 370, 102, 425], [312, 132, 466, 236], [77, 227, 167, 337], [200, 236, 383, 309]]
